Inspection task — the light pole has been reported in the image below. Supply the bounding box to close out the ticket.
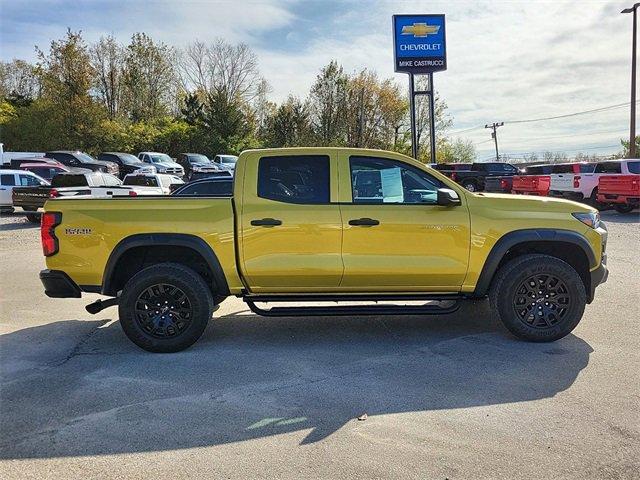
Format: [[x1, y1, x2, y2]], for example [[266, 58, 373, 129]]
[[622, 3, 639, 158]]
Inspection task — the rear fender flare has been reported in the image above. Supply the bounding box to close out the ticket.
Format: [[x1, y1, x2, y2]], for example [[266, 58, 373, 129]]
[[102, 233, 229, 296]]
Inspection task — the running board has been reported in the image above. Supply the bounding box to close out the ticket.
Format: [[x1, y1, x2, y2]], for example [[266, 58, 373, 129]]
[[243, 294, 461, 317]]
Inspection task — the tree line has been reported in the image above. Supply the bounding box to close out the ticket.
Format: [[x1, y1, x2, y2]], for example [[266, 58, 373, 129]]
[[0, 29, 475, 163]]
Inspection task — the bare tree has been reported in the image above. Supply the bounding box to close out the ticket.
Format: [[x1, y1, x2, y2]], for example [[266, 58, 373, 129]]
[[0, 59, 41, 100], [179, 39, 263, 105], [91, 35, 124, 119]]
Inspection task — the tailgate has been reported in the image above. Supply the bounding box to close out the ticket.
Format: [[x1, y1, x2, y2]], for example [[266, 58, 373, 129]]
[[11, 187, 49, 207], [550, 174, 574, 190], [598, 175, 640, 195]]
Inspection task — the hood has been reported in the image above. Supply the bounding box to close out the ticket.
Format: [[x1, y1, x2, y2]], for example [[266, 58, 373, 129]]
[[471, 191, 596, 214]]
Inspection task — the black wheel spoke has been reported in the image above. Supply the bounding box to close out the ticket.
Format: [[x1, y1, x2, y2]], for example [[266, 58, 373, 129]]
[[134, 283, 192, 339], [512, 273, 571, 329]]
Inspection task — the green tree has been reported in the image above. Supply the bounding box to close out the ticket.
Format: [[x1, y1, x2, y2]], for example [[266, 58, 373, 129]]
[[308, 60, 348, 145], [437, 138, 476, 163], [122, 33, 175, 122], [261, 95, 312, 147], [91, 35, 125, 119]]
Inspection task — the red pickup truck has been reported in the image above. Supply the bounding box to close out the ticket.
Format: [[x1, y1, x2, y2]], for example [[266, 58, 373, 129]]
[[597, 174, 639, 213]]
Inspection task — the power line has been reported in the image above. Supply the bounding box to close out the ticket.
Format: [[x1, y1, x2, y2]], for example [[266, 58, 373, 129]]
[[504, 102, 638, 125], [449, 100, 638, 134]]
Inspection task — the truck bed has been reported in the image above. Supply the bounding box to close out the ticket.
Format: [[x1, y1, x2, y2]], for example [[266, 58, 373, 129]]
[[44, 196, 243, 291]]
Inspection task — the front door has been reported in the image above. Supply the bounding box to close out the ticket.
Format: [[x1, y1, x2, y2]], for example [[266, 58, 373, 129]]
[[239, 152, 343, 292], [338, 153, 470, 291]]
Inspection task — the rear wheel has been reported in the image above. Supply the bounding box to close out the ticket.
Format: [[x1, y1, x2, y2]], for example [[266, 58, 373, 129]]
[[489, 254, 586, 342], [118, 263, 214, 352], [614, 204, 635, 214], [462, 181, 477, 192]]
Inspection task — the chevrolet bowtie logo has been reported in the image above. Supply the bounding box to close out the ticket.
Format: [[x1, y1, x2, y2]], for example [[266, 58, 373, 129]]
[[401, 22, 440, 37]]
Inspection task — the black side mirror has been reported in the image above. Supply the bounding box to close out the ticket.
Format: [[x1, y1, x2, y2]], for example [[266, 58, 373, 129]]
[[437, 188, 461, 206]]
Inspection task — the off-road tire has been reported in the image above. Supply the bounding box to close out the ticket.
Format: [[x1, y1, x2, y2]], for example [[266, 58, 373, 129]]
[[614, 204, 635, 214], [118, 263, 214, 353], [489, 254, 586, 342]]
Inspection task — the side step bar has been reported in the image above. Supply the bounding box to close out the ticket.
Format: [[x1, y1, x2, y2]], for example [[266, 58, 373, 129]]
[[244, 294, 462, 317]]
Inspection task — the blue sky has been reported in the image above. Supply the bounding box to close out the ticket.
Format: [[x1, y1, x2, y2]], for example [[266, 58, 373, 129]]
[[0, 0, 635, 158]]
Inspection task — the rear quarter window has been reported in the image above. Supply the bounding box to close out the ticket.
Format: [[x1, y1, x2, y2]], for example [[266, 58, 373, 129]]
[[594, 162, 622, 174], [628, 161, 640, 174]]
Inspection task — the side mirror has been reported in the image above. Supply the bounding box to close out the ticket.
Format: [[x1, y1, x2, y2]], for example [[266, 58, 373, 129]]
[[437, 188, 461, 206]]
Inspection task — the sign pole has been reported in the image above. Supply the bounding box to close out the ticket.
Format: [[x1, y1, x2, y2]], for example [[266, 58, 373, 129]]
[[393, 14, 446, 163], [409, 73, 418, 159], [428, 72, 436, 163]]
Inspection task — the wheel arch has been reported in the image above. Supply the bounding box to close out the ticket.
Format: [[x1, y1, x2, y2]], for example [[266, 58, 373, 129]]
[[474, 229, 596, 300], [102, 233, 230, 297]]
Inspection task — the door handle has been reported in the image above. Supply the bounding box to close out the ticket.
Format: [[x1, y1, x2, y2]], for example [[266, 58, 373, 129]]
[[349, 217, 380, 226], [251, 218, 282, 227]]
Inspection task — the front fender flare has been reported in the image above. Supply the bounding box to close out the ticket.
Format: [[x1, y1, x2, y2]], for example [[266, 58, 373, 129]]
[[473, 229, 596, 297]]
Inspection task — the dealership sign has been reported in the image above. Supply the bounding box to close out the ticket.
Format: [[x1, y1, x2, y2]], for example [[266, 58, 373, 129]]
[[393, 14, 447, 73]]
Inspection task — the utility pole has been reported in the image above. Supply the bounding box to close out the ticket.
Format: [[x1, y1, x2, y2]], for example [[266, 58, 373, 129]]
[[622, 3, 639, 158], [485, 122, 504, 161]]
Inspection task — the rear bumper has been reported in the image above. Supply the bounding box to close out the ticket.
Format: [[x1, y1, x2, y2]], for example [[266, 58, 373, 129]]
[[549, 191, 584, 201], [597, 194, 639, 205], [40, 269, 81, 298]]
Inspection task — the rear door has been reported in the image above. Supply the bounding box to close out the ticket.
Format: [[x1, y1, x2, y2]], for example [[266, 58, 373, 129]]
[[239, 152, 343, 292], [338, 153, 471, 291]]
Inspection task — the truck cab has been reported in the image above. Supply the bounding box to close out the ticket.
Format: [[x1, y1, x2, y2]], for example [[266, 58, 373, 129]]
[[39, 148, 608, 352]]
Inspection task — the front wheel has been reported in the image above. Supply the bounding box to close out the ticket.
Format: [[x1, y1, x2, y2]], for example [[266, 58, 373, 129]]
[[614, 204, 635, 214], [118, 263, 214, 352], [489, 254, 586, 342]]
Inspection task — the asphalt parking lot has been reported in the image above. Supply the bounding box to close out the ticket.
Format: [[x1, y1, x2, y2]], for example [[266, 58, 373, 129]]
[[0, 211, 638, 479]]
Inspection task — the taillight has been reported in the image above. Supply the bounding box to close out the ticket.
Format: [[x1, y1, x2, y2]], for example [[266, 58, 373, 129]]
[[573, 176, 581, 188], [41, 212, 62, 257], [49, 188, 59, 198], [128, 190, 138, 196]]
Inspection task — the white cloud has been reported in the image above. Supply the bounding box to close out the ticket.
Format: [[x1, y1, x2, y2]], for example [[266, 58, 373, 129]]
[[0, 0, 634, 157]]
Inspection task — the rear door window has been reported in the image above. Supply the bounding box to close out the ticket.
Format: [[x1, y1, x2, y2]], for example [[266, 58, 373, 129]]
[[594, 162, 622, 174], [258, 155, 330, 204], [551, 164, 574, 174]]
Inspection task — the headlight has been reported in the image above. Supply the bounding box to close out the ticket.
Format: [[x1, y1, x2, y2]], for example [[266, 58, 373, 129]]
[[572, 212, 600, 229]]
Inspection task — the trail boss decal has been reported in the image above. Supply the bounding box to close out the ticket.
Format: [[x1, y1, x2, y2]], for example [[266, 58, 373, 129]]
[[65, 227, 92, 235]]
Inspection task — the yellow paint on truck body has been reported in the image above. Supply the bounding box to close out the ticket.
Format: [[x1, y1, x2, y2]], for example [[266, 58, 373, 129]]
[[45, 147, 602, 296]]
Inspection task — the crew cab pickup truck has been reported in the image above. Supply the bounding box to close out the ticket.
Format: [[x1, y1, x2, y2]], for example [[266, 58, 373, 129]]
[[435, 162, 519, 192], [39, 148, 608, 353]]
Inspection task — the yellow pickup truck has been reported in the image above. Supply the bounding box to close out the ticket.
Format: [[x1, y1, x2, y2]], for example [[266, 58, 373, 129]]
[[39, 148, 608, 352]]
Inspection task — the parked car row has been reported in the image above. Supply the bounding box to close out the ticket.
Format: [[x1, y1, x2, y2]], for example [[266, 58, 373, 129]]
[[433, 159, 639, 213]]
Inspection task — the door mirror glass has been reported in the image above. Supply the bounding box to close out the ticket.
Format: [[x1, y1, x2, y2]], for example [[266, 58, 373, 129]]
[[436, 188, 461, 206]]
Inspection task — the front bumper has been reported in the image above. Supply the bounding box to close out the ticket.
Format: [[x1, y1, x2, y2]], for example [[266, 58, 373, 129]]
[[587, 223, 608, 303], [40, 269, 81, 298]]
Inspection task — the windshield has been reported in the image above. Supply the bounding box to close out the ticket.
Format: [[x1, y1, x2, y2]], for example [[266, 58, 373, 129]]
[[150, 154, 174, 164], [76, 152, 98, 163], [188, 155, 210, 164], [219, 155, 238, 165], [120, 154, 142, 166]]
